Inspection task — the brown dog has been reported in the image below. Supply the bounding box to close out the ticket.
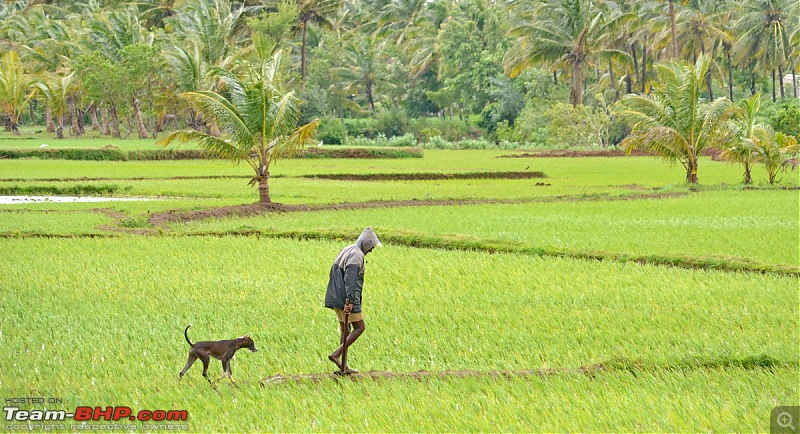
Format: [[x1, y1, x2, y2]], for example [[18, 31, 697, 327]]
[[179, 324, 257, 387]]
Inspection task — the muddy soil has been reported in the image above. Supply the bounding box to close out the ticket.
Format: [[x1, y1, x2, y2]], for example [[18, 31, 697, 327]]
[[1, 171, 543, 183], [147, 192, 682, 227], [303, 171, 546, 181]]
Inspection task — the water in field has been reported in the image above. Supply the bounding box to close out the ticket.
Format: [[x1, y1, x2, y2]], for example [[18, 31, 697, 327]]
[[0, 196, 153, 204]]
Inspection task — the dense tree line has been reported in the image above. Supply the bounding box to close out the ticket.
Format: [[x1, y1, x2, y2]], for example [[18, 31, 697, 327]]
[[0, 0, 797, 147]]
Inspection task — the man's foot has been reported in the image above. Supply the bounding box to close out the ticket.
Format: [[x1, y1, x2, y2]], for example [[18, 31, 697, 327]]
[[328, 354, 343, 371], [334, 367, 359, 376]]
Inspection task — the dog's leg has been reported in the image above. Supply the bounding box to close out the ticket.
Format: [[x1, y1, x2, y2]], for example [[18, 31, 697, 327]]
[[218, 357, 238, 387], [199, 353, 216, 388], [226, 358, 237, 387], [179, 354, 197, 381]]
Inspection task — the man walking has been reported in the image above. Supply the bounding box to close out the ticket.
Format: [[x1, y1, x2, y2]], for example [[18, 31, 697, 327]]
[[325, 227, 381, 374]]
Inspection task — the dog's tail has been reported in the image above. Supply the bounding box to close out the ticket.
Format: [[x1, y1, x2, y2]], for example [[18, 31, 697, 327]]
[[184, 324, 194, 347]]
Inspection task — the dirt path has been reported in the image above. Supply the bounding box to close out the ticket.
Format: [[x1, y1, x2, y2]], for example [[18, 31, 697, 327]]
[[0, 171, 545, 183], [261, 365, 607, 385], [147, 192, 685, 227], [303, 171, 546, 181], [260, 355, 790, 385]]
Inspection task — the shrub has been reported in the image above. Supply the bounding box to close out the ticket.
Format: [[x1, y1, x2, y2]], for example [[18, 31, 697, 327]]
[[409, 117, 481, 142], [420, 136, 452, 149], [343, 118, 377, 138], [607, 116, 632, 147], [477, 76, 525, 135], [768, 100, 800, 137], [345, 133, 417, 147], [507, 99, 551, 146], [543, 103, 611, 148], [388, 134, 417, 147], [316, 117, 348, 145], [373, 109, 409, 138]]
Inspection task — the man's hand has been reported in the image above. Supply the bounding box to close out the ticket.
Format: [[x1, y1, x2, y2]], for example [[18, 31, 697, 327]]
[[343, 302, 352, 314]]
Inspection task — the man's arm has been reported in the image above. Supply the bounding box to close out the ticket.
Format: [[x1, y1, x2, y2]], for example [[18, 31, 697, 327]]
[[343, 264, 361, 313]]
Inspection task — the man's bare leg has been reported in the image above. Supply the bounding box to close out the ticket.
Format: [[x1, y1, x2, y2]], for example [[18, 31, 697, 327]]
[[329, 320, 365, 372]]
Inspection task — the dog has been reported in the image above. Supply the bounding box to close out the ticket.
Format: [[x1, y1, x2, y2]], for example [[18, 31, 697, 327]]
[[179, 324, 257, 387]]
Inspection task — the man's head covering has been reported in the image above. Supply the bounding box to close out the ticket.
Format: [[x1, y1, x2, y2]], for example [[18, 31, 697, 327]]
[[355, 227, 381, 253]]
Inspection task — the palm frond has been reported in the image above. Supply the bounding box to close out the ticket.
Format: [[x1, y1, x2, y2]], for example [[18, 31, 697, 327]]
[[182, 90, 255, 152], [156, 130, 247, 161]]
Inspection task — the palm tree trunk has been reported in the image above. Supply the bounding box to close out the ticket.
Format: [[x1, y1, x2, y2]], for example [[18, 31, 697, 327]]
[[258, 172, 271, 204], [571, 60, 584, 106], [631, 44, 639, 93], [68, 96, 81, 137], [727, 51, 734, 101], [609, 61, 618, 100], [686, 157, 698, 183], [743, 162, 752, 184], [669, 0, 678, 59], [366, 84, 375, 111], [45, 106, 54, 133], [29, 100, 36, 126], [301, 21, 308, 83], [77, 107, 85, 135], [57, 111, 65, 139], [133, 97, 150, 139], [640, 42, 647, 94], [701, 41, 712, 100], [625, 73, 632, 94], [778, 64, 785, 99], [772, 69, 776, 102]]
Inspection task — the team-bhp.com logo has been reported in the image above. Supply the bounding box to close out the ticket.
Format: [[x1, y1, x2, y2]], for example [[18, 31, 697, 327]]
[[5, 404, 188, 431]]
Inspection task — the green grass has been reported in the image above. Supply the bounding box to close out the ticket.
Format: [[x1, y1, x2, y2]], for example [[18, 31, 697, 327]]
[[171, 190, 799, 268], [0, 209, 114, 234], [1, 237, 797, 431], [0, 146, 797, 432], [0, 130, 169, 150]]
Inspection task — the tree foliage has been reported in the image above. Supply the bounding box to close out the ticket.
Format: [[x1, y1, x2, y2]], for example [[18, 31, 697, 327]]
[[616, 55, 735, 183], [157, 51, 318, 204]]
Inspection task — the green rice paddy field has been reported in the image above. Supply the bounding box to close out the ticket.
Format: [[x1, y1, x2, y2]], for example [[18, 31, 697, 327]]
[[0, 137, 798, 432]]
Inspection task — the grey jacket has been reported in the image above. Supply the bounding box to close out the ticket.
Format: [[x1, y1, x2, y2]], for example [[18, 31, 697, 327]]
[[325, 228, 381, 314]]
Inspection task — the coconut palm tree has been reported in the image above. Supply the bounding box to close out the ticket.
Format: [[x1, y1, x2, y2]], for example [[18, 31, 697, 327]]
[[721, 94, 761, 184], [0, 50, 29, 135], [332, 33, 383, 112], [31, 70, 75, 138], [746, 124, 799, 185], [376, 0, 429, 46], [504, 0, 633, 106], [157, 51, 318, 205], [616, 54, 735, 183], [296, 0, 342, 82], [675, 0, 730, 100], [732, 0, 795, 101]]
